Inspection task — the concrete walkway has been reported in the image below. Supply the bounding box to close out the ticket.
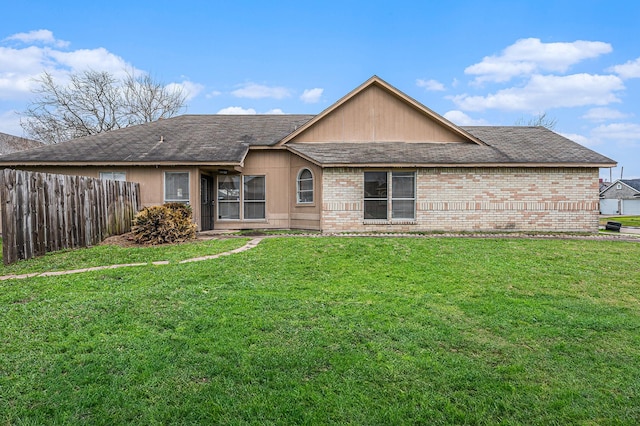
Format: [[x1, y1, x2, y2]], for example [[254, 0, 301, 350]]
[[0, 237, 263, 282]]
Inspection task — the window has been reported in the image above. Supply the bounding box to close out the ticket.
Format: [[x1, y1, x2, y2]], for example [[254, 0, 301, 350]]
[[164, 172, 190, 203], [297, 168, 314, 203], [364, 171, 415, 220], [391, 172, 416, 219], [244, 175, 266, 219], [217, 175, 265, 220], [218, 175, 240, 219], [616, 183, 622, 189], [99, 171, 126, 181], [364, 172, 388, 219]]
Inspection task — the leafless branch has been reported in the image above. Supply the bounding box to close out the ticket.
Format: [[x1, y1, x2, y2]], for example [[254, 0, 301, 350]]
[[20, 69, 187, 144]]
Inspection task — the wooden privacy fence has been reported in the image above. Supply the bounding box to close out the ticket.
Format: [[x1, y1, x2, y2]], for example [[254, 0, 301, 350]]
[[1, 169, 140, 265]]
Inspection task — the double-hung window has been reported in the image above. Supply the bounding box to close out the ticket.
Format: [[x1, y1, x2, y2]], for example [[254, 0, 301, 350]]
[[244, 176, 266, 219], [217, 175, 265, 220], [391, 172, 416, 219], [218, 176, 241, 219], [364, 172, 388, 219], [364, 171, 415, 220], [164, 172, 190, 203]]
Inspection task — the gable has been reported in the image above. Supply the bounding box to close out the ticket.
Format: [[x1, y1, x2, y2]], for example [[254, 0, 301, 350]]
[[282, 77, 483, 145], [600, 179, 640, 197]]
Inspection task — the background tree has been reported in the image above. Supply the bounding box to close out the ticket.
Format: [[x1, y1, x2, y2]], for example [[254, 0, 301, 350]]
[[0, 131, 43, 154], [21, 70, 187, 144], [514, 112, 557, 130]]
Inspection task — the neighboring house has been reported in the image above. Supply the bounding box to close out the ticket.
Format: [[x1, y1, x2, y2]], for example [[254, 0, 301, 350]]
[[599, 180, 612, 193], [0, 76, 616, 233], [599, 179, 640, 215], [0, 132, 43, 155]]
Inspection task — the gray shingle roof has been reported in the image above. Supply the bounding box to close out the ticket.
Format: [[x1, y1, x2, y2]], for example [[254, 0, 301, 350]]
[[286, 126, 615, 166], [0, 118, 615, 168], [0, 115, 314, 164], [621, 179, 640, 192]]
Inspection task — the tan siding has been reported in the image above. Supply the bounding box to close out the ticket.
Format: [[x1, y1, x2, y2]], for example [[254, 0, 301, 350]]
[[291, 85, 469, 143], [214, 150, 291, 230], [289, 155, 322, 230], [11, 165, 203, 226]]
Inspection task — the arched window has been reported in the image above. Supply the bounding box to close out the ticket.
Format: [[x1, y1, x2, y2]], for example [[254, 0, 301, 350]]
[[297, 168, 313, 204]]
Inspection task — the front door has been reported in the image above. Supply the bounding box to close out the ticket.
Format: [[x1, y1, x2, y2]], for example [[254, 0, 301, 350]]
[[200, 176, 214, 230]]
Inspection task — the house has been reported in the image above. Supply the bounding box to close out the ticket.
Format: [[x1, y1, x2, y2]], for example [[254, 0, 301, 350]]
[[0, 76, 616, 233], [0, 132, 43, 155], [599, 179, 640, 215]]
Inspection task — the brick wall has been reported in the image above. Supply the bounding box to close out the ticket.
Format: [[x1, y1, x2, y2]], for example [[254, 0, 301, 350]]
[[321, 167, 600, 233]]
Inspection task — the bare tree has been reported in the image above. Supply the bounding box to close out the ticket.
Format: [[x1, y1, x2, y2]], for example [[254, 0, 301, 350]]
[[514, 112, 558, 130], [0, 131, 43, 155], [123, 72, 185, 124], [21, 70, 187, 144]]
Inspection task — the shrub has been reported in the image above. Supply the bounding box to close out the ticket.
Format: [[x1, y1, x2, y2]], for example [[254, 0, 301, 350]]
[[131, 203, 197, 244]]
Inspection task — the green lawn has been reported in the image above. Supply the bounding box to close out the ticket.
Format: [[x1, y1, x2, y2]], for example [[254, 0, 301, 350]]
[[0, 237, 250, 275], [600, 215, 640, 227], [1, 237, 639, 424]]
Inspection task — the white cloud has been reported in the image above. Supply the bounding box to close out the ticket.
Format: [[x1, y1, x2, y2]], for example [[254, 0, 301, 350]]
[[608, 57, 640, 79], [416, 79, 445, 91], [216, 106, 286, 115], [300, 88, 323, 103], [465, 38, 612, 83], [559, 132, 595, 147], [4, 29, 69, 48], [217, 106, 257, 115], [231, 83, 291, 99], [581, 107, 632, 122], [206, 90, 222, 98], [0, 110, 23, 135], [451, 73, 624, 112], [165, 80, 204, 101], [560, 123, 640, 149], [0, 35, 141, 100], [443, 110, 488, 126], [591, 122, 640, 144], [48, 48, 134, 76]]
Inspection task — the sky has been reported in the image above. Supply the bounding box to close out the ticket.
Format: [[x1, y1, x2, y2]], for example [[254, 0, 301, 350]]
[[1, 0, 639, 179]]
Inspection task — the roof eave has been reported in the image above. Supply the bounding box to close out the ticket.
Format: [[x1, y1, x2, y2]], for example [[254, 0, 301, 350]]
[[0, 160, 243, 167], [314, 162, 616, 169]]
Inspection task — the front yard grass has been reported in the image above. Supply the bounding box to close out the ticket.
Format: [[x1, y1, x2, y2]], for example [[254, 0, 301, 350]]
[[1, 237, 639, 424], [0, 237, 250, 275]]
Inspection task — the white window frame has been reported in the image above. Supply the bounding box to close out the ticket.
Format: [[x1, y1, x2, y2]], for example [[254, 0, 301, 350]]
[[363, 171, 416, 222], [217, 175, 266, 221], [164, 171, 190, 204], [296, 168, 314, 204], [99, 171, 126, 181]]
